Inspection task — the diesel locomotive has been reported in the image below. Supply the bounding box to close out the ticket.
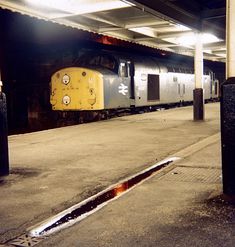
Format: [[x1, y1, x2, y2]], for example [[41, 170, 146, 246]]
[[50, 50, 219, 116]]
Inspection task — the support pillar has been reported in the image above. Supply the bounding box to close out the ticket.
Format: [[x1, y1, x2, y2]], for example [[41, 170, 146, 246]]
[[193, 32, 204, 121], [220, 0, 235, 196], [0, 81, 9, 176], [0, 16, 9, 176]]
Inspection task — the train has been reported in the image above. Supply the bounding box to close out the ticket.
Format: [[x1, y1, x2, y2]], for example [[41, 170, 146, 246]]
[[50, 50, 219, 121]]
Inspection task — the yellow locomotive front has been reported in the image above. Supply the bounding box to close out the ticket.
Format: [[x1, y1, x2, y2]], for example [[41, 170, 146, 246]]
[[50, 67, 104, 111]]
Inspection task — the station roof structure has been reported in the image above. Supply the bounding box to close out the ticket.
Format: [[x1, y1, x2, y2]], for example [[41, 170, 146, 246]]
[[0, 0, 226, 62]]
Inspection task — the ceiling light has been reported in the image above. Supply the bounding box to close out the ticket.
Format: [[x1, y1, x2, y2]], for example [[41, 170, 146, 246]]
[[25, 0, 130, 14], [177, 33, 221, 46]]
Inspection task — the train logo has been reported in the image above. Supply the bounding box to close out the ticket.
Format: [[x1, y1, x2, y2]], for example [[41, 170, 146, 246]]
[[118, 83, 128, 96]]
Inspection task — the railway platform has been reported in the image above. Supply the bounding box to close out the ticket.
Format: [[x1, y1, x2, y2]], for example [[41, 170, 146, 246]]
[[1, 102, 234, 247]]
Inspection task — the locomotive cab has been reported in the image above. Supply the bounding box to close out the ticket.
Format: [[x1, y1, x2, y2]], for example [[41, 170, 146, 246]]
[[50, 67, 105, 111], [50, 52, 134, 111]]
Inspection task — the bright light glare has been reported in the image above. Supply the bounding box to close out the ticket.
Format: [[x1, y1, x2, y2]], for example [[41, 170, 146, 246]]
[[202, 33, 220, 44], [175, 24, 190, 31], [25, 0, 130, 14], [177, 33, 221, 46]]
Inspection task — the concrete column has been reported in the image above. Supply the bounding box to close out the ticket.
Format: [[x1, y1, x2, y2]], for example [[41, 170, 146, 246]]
[[220, 0, 235, 197], [193, 32, 204, 121], [226, 0, 235, 78], [0, 19, 9, 176], [0, 79, 9, 176]]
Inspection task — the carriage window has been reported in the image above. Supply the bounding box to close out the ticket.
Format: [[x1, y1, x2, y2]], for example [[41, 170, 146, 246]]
[[120, 62, 128, 77]]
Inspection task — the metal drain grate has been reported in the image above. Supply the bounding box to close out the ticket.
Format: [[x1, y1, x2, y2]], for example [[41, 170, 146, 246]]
[[29, 157, 178, 237], [162, 167, 221, 184], [8, 234, 44, 247]]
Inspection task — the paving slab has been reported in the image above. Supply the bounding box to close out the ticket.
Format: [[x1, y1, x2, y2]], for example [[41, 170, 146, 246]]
[[0, 103, 221, 244], [35, 140, 228, 247]]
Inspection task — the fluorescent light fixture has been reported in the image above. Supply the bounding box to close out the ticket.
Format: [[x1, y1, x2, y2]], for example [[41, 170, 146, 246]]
[[175, 24, 191, 31], [25, 0, 130, 14], [177, 33, 221, 46], [202, 33, 221, 44]]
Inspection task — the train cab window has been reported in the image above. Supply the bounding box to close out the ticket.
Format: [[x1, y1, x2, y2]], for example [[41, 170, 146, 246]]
[[88, 56, 100, 66], [119, 62, 128, 77], [100, 56, 115, 70], [77, 53, 117, 73]]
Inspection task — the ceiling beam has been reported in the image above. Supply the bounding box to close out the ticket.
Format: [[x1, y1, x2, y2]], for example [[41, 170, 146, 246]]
[[134, 37, 154, 41], [203, 41, 226, 49], [157, 30, 194, 39], [128, 27, 158, 38], [99, 27, 124, 32], [124, 0, 225, 39], [125, 0, 201, 29], [201, 7, 226, 20], [212, 50, 226, 55], [125, 20, 169, 29], [85, 13, 123, 28], [156, 43, 181, 48], [56, 19, 99, 33]]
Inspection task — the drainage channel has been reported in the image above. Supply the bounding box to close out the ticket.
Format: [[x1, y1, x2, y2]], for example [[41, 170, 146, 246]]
[[6, 157, 179, 247]]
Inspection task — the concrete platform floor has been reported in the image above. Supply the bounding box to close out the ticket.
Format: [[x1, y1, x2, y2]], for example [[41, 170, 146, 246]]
[[1, 102, 232, 246]]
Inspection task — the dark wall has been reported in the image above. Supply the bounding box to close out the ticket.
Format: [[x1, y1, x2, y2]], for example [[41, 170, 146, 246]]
[[0, 9, 98, 133]]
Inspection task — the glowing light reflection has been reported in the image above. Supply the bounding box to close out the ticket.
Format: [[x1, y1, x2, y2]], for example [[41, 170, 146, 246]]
[[25, 0, 130, 14], [177, 33, 221, 46]]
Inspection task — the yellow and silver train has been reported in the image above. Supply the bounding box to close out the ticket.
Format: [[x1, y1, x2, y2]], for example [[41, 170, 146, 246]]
[[50, 50, 219, 114]]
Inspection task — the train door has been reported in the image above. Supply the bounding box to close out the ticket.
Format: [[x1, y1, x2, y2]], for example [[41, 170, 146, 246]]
[[117, 60, 132, 107], [147, 74, 160, 101], [211, 79, 219, 98], [128, 61, 135, 105], [209, 72, 219, 98], [214, 79, 218, 97], [177, 75, 185, 101]]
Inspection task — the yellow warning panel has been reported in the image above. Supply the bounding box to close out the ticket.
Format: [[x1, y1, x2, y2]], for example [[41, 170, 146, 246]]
[[50, 67, 104, 111]]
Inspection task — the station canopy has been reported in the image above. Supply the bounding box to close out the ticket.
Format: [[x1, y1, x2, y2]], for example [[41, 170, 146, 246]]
[[0, 0, 226, 62]]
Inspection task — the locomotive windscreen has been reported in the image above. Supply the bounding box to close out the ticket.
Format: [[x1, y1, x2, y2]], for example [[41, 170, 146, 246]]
[[77, 53, 118, 73]]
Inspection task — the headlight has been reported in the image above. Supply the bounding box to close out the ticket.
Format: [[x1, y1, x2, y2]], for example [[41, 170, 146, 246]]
[[62, 74, 70, 85], [62, 95, 71, 105]]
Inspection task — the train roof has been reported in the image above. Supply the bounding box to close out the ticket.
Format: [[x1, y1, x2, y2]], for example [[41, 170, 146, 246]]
[[75, 49, 212, 75]]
